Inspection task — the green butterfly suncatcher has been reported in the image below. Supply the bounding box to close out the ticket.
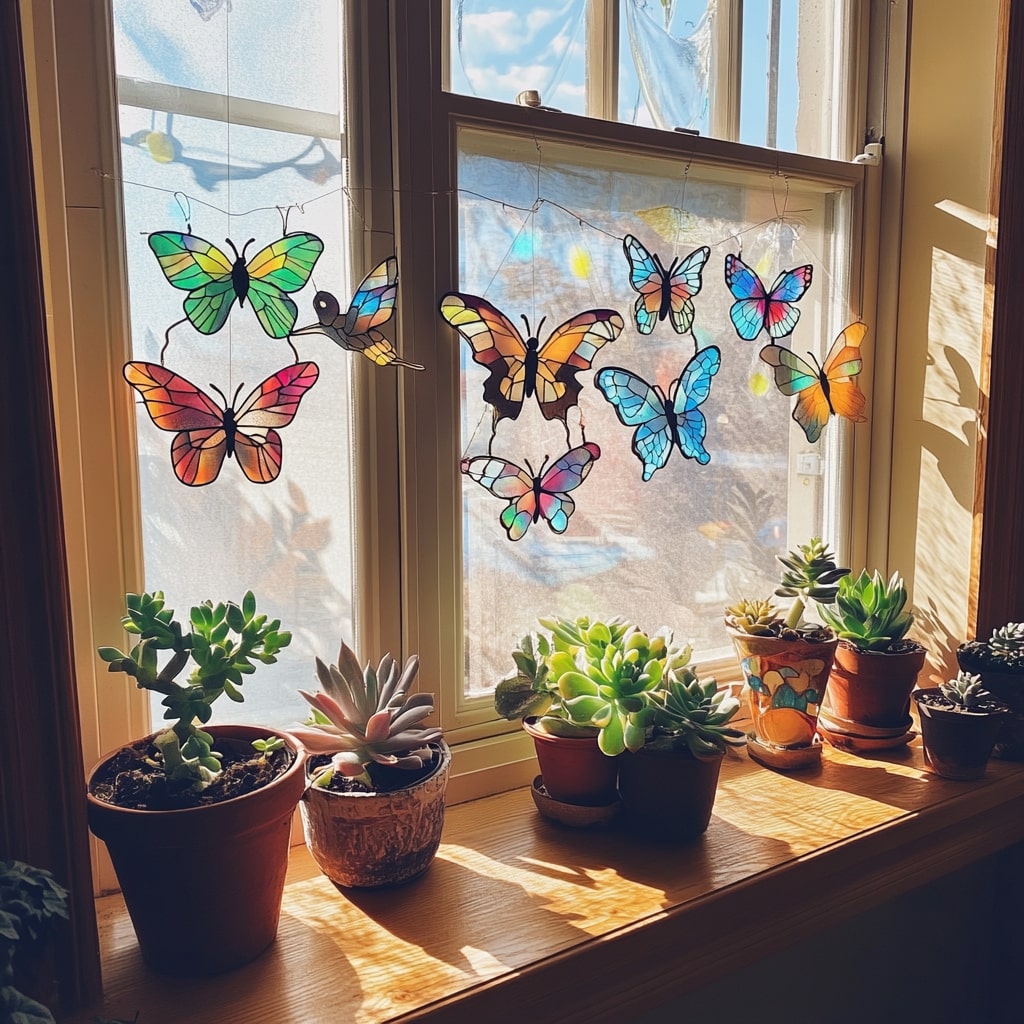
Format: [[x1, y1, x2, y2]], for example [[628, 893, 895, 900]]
[[148, 230, 324, 339]]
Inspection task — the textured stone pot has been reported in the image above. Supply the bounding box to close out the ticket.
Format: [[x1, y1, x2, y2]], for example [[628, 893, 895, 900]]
[[300, 741, 450, 889], [617, 744, 724, 841], [821, 641, 926, 734], [729, 627, 838, 770], [523, 716, 619, 806], [955, 645, 1024, 760], [86, 725, 305, 976], [914, 688, 1009, 780]]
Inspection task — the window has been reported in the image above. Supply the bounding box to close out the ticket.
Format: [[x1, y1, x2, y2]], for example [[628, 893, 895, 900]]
[[44, 0, 879, 818]]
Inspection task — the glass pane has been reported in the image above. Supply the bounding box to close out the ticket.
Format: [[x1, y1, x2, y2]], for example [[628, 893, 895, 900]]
[[455, 127, 853, 699], [113, 1, 355, 729]]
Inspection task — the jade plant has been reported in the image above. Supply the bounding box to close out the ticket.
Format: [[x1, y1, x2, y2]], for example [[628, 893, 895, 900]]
[[292, 640, 443, 788], [818, 569, 914, 652], [98, 590, 291, 790], [645, 675, 746, 756], [726, 537, 850, 637], [959, 622, 1024, 674]]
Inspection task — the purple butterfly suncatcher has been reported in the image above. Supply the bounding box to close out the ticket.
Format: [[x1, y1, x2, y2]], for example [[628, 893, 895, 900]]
[[724, 254, 813, 341]]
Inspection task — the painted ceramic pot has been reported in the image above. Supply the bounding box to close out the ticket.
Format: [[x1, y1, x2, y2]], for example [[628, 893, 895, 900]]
[[728, 628, 838, 770]]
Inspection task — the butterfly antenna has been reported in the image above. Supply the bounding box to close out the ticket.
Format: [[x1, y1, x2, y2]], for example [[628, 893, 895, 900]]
[[286, 337, 299, 362], [208, 381, 229, 407], [160, 317, 189, 363]]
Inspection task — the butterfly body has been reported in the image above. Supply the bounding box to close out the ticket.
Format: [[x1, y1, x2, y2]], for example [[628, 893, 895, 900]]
[[149, 230, 324, 338], [724, 253, 813, 341], [595, 346, 721, 481], [623, 235, 710, 335], [292, 257, 423, 369], [461, 442, 600, 540], [124, 360, 319, 485], [759, 321, 868, 442], [440, 293, 623, 424]]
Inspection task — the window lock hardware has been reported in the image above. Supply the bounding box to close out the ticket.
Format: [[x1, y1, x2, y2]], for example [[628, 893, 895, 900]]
[[853, 142, 883, 166], [796, 453, 823, 476]]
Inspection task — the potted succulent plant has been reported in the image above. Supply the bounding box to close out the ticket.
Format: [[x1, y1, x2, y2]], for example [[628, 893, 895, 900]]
[[290, 640, 449, 889], [617, 673, 745, 841], [726, 538, 850, 770], [816, 569, 927, 748], [913, 670, 1010, 779], [957, 622, 1024, 759], [88, 591, 305, 977]]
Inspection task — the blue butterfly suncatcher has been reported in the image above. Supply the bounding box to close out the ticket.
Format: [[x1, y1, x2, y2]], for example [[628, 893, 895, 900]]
[[623, 235, 711, 335], [595, 346, 721, 481]]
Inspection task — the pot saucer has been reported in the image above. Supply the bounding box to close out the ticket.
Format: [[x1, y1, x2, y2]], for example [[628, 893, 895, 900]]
[[817, 709, 913, 739], [745, 733, 823, 771], [530, 776, 620, 828], [816, 721, 917, 752]]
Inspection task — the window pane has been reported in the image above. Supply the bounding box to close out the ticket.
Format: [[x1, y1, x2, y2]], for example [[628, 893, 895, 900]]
[[113, 1, 354, 729], [455, 127, 853, 699]]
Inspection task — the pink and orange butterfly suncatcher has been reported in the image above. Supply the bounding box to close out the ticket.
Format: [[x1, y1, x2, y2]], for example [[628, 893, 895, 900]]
[[460, 443, 601, 541], [759, 321, 868, 443], [623, 235, 711, 335], [124, 361, 319, 486], [724, 253, 813, 341]]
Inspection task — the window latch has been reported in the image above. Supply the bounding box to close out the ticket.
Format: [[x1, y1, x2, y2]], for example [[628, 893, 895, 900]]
[[853, 142, 883, 166]]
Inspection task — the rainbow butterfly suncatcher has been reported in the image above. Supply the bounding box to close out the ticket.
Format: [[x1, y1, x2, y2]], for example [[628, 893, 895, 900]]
[[148, 231, 324, 339], [724, 253, 813, 341], [460, 443, 601, 541], [124, 360, 319, 486], [759, 322, 868, 443], [439, 293, 623, 425], [292, 256, 423, 369], [623, 235, 710, 335], [595, 346, 721, 481]]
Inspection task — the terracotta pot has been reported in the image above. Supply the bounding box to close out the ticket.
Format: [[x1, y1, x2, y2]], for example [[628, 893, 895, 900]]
[[822, 641, 926, 732], [914, 688, 1009, 780], [955, 646, 1024, 760], [523, 716, 619, 805], [617, 744, 723, 841], [86, 725, 305, 976], [300, 742, 450, 889], [729, 628, 838, 770]]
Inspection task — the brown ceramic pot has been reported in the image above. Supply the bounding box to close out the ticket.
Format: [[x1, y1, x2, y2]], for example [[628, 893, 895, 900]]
[[300, 741, 450, 888], [822, 641, 926, 733], [86, 725, 306, 976], [523, 716, 619, 805], [955, 645, 1024, 760], [617, 744, 724, 841], [913, 688, 1009, 780]]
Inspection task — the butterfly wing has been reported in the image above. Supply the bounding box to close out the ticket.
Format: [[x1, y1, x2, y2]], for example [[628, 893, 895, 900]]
[[724, 254, 769, 341], [244, 233, 324, 338], [123, 361, 229, 485], [821, 321, 868, 424], [759, 344, 830, 443], [536, 442, 601, 534], [341, 256, 398, 336], [231, 361, 320, 483], [460, 455, 535, 540], [670, 345, 721, 464], [534, 309, 624, 421], [595, 367, 673, 481], [623, 234, 665, 335], [667, 245, 711, 334], [440, 293, 529, 421], [763, 264, 814, 339], [148, 232, 237, 336]]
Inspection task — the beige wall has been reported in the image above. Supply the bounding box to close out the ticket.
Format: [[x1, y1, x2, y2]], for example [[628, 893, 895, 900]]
[[890, 0, 998, 683]]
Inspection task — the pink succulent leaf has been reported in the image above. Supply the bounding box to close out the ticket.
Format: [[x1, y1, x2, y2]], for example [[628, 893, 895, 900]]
[[364, 710, 392, 743], [360, 663, 379, 719], [368, 751, 400, 766], [300, 690, 362, 735], [313, 661, 362, 722], [336, 640, 364, 690], [331, 751, 369, 776], [388, 705, 434, 733], [376, 659, 401, 708], [385, 727, 443, 750], [288, 725, 363, 754], [398, 692, 434, 712]]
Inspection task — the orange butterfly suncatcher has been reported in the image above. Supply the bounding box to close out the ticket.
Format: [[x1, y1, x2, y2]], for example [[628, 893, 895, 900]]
[[124, 361, 319, 486], [439, 292, 624, 426], [759, 322, 868, 443]]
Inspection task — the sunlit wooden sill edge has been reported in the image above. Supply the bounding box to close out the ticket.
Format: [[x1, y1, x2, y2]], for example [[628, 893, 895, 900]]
[[78, 741, 1024, 1024]]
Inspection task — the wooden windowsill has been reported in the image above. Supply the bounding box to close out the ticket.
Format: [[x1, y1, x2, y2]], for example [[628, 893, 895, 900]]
[[77, 739, 1024, 1024]]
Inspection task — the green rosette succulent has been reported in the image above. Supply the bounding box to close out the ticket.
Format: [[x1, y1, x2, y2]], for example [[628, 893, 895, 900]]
[[818, 569, 913, 652], [646, 675, 746, 756]]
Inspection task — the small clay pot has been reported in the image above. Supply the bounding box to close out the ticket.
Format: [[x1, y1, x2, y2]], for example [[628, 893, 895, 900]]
[[913, 688, 1009, 780], [955, 645, 1024, 760], [823, 641, 926, 733], [523, 716, 619, 805]]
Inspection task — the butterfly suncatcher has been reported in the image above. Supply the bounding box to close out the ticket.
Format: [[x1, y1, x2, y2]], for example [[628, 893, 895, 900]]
[[595, 346, 721, 481], [291, 256, 424, 369], [124, 360, 319, 486], [759, 321, 868, 443], [460, 443, 601, 541], [623, 235, 711, 335], [439, 293, 624, 433], [148, 231, 324, 339], [724, 253, 813, 342]]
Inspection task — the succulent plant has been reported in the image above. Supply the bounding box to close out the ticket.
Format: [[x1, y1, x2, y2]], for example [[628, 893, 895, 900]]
[[646, 675, 746, 756], [724, 598, 779, 635], [990, 622, 1024, 656], [493, 631, 566, 727], [293, 640, 443, 788], [774, 537, 851, 630], [818, 569, 914, 652], [97, 591, 291, 790], [542, 615, 694, 756], [958, 621, 1024, 674], [939, 670, 997, 711]]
